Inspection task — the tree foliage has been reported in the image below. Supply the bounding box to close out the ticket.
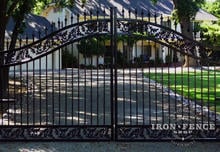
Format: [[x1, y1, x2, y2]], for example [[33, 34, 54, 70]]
[[152, 0, 204, 22], [201, 0, 220, 46], [33, 0, 65, 15], [172, 0, 204, 22], [78, 37, 106, 57], [203, 0, 220, 18], [199, 22, 220, 46], [33, 0, 87, 14]]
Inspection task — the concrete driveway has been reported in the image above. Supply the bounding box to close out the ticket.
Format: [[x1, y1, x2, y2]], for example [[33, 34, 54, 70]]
[[4, 68, 208, 126], [1, 68, 219, 147]]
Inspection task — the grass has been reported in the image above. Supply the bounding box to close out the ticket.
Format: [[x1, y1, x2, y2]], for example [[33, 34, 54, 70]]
[[145, 70, 220, 113]]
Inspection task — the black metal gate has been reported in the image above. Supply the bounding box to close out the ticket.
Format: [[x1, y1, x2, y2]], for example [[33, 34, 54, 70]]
[[0, 7, 220, 141]]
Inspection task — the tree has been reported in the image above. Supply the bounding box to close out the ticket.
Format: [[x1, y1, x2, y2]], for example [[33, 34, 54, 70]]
[[173, 0, 205, 67], [152, 0, 205, 66], [201, 0, 220, 47], [0, 0, 7, 99], [0, 0, 36, 99], [78, 37, 106, 66], [0, 0, 85, 99]]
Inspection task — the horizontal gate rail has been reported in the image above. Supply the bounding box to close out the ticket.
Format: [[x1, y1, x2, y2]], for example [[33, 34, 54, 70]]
[[0, 125, 111, 141]]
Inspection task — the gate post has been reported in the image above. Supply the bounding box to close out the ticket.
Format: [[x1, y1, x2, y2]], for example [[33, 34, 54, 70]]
[[110, 7, 118, 141]]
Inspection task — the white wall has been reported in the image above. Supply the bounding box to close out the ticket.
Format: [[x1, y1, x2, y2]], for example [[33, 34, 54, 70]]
[[131, 41, 160, 60], [79, 55, 104, 66], [43, 7, 77, 27], [10, 51, 61, 71]]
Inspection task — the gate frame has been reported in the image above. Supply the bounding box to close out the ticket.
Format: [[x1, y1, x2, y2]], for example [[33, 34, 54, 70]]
[[0, 7, 219, 142]]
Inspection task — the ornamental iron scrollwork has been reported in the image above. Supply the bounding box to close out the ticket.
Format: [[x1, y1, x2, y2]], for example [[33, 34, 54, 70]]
[[0, 127, 111, 141], [117, 126, 220, 141], [1, 126, 218, 141], [117, 19, 209, 63], [1, 18, 211, 67], [1, 19, 110, 67], [1, 17, 211, 67]]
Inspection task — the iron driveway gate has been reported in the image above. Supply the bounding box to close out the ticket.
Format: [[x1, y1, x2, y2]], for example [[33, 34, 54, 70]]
[[0, 8, 220, 141]]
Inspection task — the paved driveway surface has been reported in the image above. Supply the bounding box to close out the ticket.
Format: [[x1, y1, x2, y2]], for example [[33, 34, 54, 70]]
[[3, 68, 209, 126], [1, 68, 219, 151]]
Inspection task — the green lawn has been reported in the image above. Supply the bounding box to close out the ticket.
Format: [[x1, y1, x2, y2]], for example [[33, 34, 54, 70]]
[[145, 70, 220, 113]]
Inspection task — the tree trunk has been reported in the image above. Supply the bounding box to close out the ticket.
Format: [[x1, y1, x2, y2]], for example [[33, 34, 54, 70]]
[[0, 0, 8, 99], [0, 0, 25, 99], [173, 0, 198, 67], [180, 18, 197, 67]]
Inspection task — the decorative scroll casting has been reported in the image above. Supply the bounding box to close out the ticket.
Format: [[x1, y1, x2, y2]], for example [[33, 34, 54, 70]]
[[0, 126, 111, 140], [2, 20, 110, 66], [117, 20, 209, 61], [117, 126, 220, 141], [2, 18, 210, 67]]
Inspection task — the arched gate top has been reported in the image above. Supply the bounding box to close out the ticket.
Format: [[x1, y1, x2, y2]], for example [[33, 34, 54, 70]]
[[0, 9, 212, 67]]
